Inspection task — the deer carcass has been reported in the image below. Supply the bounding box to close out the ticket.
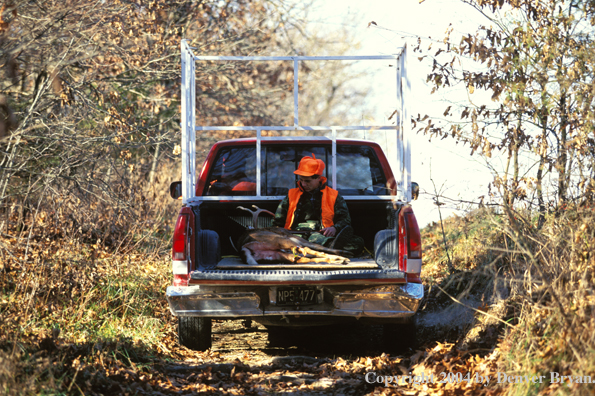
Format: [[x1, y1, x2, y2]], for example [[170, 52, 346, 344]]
[[236, 206, 352, 265]]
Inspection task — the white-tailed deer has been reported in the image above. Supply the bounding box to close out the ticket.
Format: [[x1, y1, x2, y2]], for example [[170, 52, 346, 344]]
[[236, 205, 352, 265]]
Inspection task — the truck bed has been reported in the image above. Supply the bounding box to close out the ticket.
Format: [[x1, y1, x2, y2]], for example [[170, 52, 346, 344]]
[[196, 200, 393, 256], [214, 256, 380, 270]]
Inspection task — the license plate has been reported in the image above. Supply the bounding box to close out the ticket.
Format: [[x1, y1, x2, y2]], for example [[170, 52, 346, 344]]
[[276, 287, 319, 306]]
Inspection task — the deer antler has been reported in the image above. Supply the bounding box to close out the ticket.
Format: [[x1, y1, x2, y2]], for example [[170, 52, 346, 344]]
[[237, 205, 275, 229]]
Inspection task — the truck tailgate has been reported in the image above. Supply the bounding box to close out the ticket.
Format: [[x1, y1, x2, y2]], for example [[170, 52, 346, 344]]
[[188, 259, 406, 284]]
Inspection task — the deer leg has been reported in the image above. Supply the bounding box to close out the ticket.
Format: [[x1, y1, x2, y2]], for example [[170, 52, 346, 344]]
[[300, 241, 354, 258], [296, 247, 350, 264], [294, 256, 350, 264], [240, 247, 259, 265]]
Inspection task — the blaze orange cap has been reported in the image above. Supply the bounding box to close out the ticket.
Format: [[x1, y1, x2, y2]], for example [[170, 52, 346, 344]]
[[294, 154, 325, 177]]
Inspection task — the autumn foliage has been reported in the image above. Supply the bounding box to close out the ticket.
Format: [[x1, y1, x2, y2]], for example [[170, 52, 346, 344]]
[[419, 0, 595, 220], [2, 0, 595, 395], [412, 0, 595, 393], [0, 0, 307, 253]]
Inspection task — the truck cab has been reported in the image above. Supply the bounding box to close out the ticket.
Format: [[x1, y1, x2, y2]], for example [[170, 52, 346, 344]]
[[166, 41, 423, 351]]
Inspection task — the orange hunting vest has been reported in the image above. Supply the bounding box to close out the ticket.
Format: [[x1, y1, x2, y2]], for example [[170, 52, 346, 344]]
[[284, 179, 338, 230]]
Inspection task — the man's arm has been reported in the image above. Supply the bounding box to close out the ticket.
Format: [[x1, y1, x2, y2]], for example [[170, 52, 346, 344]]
[[332, 194, 351, 232], [272, 196, 290, 228]]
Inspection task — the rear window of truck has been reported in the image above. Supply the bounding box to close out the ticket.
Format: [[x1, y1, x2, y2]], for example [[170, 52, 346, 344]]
[[204, 144, 388, 196]]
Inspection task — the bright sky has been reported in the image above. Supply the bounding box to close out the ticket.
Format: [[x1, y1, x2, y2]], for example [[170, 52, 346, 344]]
[[311, 0, 498, 227]]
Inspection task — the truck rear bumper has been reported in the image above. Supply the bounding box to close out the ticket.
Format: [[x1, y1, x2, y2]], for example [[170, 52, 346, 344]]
[[166, 283, 423, 319]]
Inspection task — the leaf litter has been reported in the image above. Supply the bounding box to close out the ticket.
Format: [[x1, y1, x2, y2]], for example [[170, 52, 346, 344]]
[[0, 209, 510, 395]]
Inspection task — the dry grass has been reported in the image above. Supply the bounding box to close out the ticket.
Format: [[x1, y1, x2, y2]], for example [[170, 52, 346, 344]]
[[421, 205, 595, 395], [0, 160, 182, 395], [495, 206, 595, 395]]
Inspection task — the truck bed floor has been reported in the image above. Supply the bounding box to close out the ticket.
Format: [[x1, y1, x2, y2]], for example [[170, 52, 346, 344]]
[[215, 256, 379, 270]]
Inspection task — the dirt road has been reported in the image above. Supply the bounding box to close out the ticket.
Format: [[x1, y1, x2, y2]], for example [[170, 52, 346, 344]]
[[148, 309, 502, 395], [46, 285, 503, 395]]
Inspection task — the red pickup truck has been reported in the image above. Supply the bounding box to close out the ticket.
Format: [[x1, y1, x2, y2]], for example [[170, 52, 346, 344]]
[[166, 41, 423, 351]]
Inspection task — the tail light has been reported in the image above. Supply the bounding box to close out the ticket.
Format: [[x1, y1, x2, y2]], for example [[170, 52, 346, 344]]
[[172, 213, 189, 260], [172, 211, 192, 286], [399, 207, 422, 282], [404, 211, 421, 259]]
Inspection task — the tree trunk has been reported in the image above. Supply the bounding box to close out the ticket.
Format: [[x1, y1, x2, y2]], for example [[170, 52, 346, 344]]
[[149, 141, 161, 185], [149, 123, 163, 185], [537, 106, 548, 229], [557, 91, 568, 206], [511, 118, 520, 207]]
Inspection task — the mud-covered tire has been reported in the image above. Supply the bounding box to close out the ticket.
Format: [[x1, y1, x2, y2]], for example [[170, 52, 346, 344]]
[[382, 320, 417, 353], [178, 317, 212, 351]]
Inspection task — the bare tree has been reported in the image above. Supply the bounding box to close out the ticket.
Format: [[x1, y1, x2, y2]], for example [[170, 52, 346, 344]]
[[417, 0, 595, 221], [0, 0, 302, 248]]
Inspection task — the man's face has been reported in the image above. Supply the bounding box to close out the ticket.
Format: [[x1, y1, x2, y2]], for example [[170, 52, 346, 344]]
[[299, 175, 321, 192]]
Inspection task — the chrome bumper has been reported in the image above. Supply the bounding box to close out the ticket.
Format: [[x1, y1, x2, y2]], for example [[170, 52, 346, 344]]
[[166, 283, 423, 318]]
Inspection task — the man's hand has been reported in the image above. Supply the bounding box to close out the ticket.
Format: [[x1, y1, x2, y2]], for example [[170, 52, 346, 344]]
[[320, 226, 336, 237]]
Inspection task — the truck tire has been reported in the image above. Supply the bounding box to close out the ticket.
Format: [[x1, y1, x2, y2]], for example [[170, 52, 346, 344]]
[[178, 317, 212, 351]]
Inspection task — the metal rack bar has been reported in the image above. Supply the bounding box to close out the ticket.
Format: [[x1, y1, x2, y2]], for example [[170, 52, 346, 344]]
[[193, 55, 401, 61], [195, 125, 399, 131], [180, 39, 411, 204]]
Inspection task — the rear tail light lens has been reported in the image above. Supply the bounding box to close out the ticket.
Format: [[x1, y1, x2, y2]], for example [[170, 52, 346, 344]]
[[172, 214, 189, 260], [173, 274, 189, 286], [405, 212, 422, 259]]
